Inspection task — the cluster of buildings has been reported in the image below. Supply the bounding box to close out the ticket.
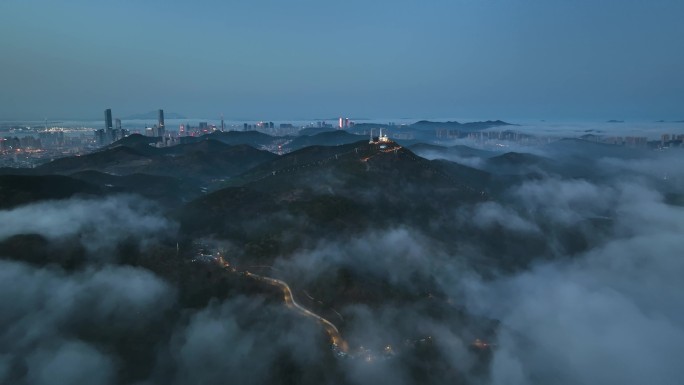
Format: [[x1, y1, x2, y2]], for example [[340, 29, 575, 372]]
[[96, 108, 222, 147], [94, 108, 309, 146], [4, 108, 682, 168], [179, 121, 224, 137], [596, 136, 649, 147], [580, 133, 684, 149], [660, 133, 684, 148], [338, 117, 355, 129], [94, 108, 133, 145], [238, 121, 304, 136], [437, 130, 554, 147], [434, 129, 684, 149], [0, 132, 61, 151], [90, 110, 364, 145], [0, 129, 95, 168]]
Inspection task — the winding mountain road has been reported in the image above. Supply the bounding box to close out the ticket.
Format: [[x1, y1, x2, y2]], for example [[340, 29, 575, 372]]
[[217, 255, 349, 353], [245, 272, 349, 353]]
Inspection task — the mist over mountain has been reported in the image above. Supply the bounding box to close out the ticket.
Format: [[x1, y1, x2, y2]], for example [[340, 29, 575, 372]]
[[192, 130, 285, 148], [3, 0, 683, 380], [352, 120, 514, 131], [1, 128, 683, 385], [285, 130, 363, 151]]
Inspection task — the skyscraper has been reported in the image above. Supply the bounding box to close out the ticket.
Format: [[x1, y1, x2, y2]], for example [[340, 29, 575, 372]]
[[104, 108, 113, 143], [104, 109, 113, 130], [157, 109, 165, 138]]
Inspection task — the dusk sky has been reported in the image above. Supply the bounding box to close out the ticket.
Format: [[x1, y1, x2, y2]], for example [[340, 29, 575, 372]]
[[1, 0, 683, 121]]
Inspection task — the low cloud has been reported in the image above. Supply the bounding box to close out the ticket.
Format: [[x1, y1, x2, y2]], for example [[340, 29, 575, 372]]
[[508, 178, 614, 225], [470, 202, 540, 234], [273, 228, 452, 289], [0, 195, 177, 259], [160, 297, 326, 385], [25, 341, 115, 385], [597, 151, 684, 190], [0, 260, 174, 385], [413, 150, 486, 169], [269, 153, 684, 384], [456, 175, 684, 385], [2, 141, 682, 385]]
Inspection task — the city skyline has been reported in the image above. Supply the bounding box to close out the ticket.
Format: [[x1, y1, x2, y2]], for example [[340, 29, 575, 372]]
[[1, 0, 683, 121], [0, 3, 682, 385]]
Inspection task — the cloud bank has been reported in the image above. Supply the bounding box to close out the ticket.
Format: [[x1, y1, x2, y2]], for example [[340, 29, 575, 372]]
[[0, 195, 177, 259]]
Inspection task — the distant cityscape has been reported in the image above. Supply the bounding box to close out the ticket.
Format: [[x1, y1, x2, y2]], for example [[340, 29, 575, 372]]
[[1, 108, 682, 168]]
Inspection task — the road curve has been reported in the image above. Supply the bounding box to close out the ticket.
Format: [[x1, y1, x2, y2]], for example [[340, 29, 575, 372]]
[[246, 272, 350, 353]]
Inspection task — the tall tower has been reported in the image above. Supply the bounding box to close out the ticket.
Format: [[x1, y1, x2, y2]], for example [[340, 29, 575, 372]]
[[221, 114, 225, 131], [104, 108, 113, 142], [157, 109, 165, 138]]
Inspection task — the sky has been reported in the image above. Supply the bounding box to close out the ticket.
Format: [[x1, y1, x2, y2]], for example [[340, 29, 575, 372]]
[[1, 0, 683, 121]]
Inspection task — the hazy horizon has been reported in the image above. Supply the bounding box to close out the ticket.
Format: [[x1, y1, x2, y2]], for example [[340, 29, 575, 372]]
[[2, 0, 683, 121]]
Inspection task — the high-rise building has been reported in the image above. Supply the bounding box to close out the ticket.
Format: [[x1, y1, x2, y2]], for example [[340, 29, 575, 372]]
[[158, 109, 165, 128], [105, 108, 114, 142], [95, 129, 106, 146], [221, 114, 225, 131], [345, 118, 350, 128], [338, 117, 344, 129], [104, 109, 113, 130], [157, 109, 165, 138], [115, 118, 121, 130], [661, 134, 671, 147]]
